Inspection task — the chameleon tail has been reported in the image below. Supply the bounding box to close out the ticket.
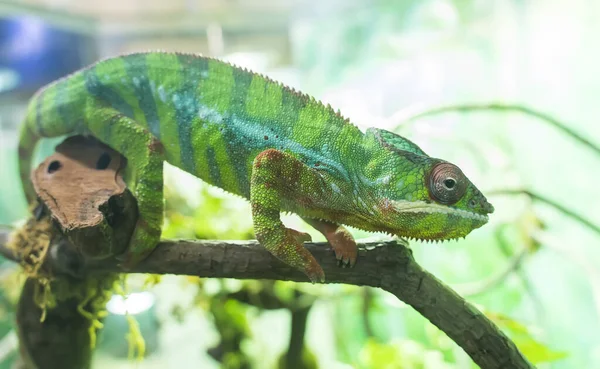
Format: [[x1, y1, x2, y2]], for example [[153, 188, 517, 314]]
[[18, 115, 41, 204], [18, 79, 85, 204]]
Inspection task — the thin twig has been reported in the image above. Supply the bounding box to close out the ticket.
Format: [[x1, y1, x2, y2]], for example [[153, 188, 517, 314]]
[[458, 248, 528, 298], [390, 103, 600, 157], [489, 189, 600, 237], [494, 225, 547, 323]]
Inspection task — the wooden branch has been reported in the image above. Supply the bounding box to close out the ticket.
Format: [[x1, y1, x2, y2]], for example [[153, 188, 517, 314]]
[[120, 240, 534, 368], [3, 135, 535, 369], [1, 231, 534, 369]]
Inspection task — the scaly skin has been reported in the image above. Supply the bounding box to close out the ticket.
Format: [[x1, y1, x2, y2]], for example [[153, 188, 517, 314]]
[[18, 51, 494, 282]]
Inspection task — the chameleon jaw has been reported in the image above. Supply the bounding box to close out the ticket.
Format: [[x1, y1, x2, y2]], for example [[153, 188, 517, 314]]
[[390, 200, 489, 223], [384, 200, 490, 242]]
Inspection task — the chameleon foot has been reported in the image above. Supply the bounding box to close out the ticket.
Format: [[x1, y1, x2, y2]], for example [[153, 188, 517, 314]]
[[283, 228, 325, 283], [261, 227, 325, 283], [302, 218, 358, 267], [287, 228, 312, 244], [326, 227, 357, 267]]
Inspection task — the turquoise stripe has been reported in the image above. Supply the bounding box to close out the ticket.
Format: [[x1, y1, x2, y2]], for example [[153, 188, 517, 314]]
[[206, 147, 222, 187], [123, 54, 161, 138], [35, 90, 46, 136], [84, 67, 135, 119]]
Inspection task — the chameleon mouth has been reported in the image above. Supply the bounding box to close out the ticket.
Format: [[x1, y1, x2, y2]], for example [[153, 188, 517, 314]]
[[390, 200, 490, 223], [432, 207, 489, 223]]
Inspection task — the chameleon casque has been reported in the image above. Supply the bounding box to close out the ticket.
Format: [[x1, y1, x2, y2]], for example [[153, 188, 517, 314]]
[[18, 51, 494, 282]]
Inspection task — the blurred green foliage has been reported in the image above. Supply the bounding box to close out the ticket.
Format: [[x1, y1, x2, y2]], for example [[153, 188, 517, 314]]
[[488, 312, 567, 365], [1, 0, 599, 368]]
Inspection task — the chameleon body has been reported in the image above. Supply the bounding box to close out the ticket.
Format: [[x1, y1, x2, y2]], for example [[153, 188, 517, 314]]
[[18, 51, 494, 282]]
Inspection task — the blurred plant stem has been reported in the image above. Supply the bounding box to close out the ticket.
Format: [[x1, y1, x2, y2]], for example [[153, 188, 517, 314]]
[[207, 282, 318, 369], [489, 189, 600, 237], [361, 288, 375, 339], [456, 223, 545, 328], [207, 295, 252, 369], [391, 103, 600, 157], [280, 290, 317, 369], [458, 247, 528, 298]]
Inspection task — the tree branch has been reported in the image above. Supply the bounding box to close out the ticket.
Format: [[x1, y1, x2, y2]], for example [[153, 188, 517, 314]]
[[0, 229, 534, 369]]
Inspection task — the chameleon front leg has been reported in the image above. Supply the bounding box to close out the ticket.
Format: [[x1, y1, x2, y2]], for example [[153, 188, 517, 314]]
[[85, 102, 164, 267], [251, 149, 326, 283], [301, 218, 358, 267]]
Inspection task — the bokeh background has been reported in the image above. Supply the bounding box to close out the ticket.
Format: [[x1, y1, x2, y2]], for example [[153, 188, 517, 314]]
[[0, 0, 598, 368]]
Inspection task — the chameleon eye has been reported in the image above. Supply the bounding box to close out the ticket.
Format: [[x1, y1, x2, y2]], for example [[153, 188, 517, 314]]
[[427, 163, 467, 205]]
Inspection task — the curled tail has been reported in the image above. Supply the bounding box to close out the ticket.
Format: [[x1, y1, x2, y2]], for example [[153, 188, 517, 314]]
[[18, 116, 41, 204], [18, 77, 85, 204]]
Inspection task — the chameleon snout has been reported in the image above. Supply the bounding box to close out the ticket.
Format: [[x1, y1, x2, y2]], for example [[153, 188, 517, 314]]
[[482, 199, 494, 214]]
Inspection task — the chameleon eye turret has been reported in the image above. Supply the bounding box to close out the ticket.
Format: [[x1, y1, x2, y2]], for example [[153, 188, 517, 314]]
[[427, 162, 467, 205]]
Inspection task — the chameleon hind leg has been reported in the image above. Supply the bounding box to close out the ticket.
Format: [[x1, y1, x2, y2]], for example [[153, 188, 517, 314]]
[[85, 102, 164, 267], [251, 149, 326, 283], [301, 218, 358, 267]]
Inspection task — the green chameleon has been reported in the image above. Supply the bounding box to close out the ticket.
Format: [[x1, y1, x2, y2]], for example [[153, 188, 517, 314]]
[[18, 51, 494, 282]]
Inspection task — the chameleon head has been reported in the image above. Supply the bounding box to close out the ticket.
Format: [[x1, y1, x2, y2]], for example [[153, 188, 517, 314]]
[[364, 128, 494, 241], [376, 158, 494, 241]]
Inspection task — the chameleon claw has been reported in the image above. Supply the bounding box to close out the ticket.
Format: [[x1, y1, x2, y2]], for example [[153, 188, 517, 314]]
[[301, 219, 358, 269], [261, 227, 324, 283], [335, 254, 352, 268], [306, 264, 326, 283], [289, 231, 325, 283], [327, 229, 358, 268]]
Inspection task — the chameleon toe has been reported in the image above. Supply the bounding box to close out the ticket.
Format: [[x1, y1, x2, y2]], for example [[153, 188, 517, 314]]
[[306, 264, 326, 284]]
